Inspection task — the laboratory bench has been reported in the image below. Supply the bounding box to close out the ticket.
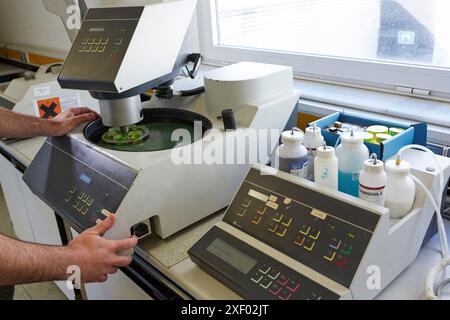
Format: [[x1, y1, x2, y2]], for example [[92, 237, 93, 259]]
[[0, 136, 449, 301]]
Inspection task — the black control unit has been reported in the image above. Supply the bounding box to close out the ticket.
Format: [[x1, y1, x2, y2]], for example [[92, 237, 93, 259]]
[[23, 136, 137, 231], [189, 167, 381, 300], [58, 7, 142, 93]]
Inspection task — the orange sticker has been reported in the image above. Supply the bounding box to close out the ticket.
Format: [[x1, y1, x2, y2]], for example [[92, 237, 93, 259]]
[[36, 97, 62, 119]]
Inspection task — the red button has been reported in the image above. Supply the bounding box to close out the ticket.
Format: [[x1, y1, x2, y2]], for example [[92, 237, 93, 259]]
[[287, 281, 300, 293], [277, 276, 289, 286]]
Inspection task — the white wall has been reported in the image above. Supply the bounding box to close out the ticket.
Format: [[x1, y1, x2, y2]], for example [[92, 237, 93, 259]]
[[0, 0, 72, 53], [0, 0, 200, 57]]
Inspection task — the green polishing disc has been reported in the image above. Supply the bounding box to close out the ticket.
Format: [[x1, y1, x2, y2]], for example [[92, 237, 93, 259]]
[[99, 121, 196, 153], [101, 125, 150, 146]]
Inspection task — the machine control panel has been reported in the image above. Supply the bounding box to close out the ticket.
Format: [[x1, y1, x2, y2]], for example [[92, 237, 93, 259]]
[[190, 227, 340, 300], [225, 183, 376, 287], [189, 167, 381, 299], [58, 7, 143, 92], [23, 137, 137, 231]]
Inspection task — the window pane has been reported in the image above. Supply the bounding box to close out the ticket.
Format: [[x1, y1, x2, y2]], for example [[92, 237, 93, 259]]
[[215, 0, 450, 68]]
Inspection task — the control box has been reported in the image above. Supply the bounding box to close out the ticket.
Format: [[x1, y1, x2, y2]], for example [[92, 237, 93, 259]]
[[189, 165, 393, 300], [23, 136, 137, 231], [58, 1, 198, 94]]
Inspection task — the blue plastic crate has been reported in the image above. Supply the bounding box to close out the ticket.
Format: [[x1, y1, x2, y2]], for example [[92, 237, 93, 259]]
[[309, 112, 427, 161]]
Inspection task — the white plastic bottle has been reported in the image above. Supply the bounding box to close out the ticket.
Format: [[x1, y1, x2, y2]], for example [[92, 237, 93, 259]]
[[359, 154, 387, 206], [304, 125, 325, 181], [336, 131, 370, 197], [273, 128, 309, 179], [385, 156, 416, 219], [314, 144, 338, 190]]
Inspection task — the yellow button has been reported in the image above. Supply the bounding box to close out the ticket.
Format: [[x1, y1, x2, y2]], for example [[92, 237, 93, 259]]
[[252, 216, 262, 225], [310, 230, 321, 240], [304, 242, 316, 251], [266, 201, 279, 210], [282, 218, 292, 228], [311, 209, 327, 220]]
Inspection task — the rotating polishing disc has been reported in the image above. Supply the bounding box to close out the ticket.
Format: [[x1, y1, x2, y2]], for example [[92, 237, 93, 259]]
[[101, 125, 150, 145]]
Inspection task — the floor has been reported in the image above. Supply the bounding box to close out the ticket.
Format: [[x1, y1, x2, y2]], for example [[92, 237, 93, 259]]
[[0, 187, 67, 300]]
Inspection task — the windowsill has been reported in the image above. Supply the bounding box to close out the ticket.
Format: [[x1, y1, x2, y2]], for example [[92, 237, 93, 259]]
[[197, 63, 450, 146]]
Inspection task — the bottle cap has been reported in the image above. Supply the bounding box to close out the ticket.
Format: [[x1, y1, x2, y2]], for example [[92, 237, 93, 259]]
[[305, 124, 322, 138], [385, 156, 411, 174], [317, 144, 335, 158], [362, 132, 375, 143], [389, 128, 405, 136], [282, 128, 304, 144], [364, 154, 384, 172], [376, 133, 393, 144], [368, 125, 389, 135], [341, 130, 364, 146]]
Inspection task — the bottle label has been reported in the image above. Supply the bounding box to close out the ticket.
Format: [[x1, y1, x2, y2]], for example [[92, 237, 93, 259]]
[[359, 183, 385, 206], [290, 160, 309, 178], [320, 168, 330, 181]]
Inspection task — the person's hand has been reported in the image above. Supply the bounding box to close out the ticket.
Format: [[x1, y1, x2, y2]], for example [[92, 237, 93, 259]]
[[67, 214, 138, 284], [49, 107, 99, 137]]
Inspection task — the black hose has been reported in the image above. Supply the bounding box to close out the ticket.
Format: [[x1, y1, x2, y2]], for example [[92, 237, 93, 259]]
[[178, 86, 205, 97]]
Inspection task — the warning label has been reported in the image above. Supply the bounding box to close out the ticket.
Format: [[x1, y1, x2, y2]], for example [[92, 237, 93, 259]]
[[35, 97, 62, 119], [34, 94, 81, 119]]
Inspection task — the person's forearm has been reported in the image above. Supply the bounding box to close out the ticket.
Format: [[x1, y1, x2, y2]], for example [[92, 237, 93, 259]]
[[0, 234, 75, 286], [0, 108, 55, 139]]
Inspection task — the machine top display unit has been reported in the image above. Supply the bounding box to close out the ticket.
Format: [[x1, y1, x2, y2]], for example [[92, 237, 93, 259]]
[[58, 0, 199, 129], [58, 0, 198, 97]]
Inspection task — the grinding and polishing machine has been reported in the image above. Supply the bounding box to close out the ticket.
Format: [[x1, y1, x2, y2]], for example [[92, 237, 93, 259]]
[[22, 0, 301, 245]]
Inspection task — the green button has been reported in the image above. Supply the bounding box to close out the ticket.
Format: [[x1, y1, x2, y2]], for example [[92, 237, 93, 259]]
[[340, 245, 353, 256]]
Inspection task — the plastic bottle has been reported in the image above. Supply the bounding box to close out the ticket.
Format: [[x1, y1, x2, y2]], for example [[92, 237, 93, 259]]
[[314, 144, 338, 190], [385, 156, 416, 219], [336, 131, 370, 197], [304, 125, 325, 181], [273, 128, 309, 179], [359, 154, 387, 206]]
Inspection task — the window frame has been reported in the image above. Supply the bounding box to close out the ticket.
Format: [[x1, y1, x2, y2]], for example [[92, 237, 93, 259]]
[[197, 0, 450, 100]]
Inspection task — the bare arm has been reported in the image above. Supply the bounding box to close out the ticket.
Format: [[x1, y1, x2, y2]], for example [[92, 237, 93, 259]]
[[0, 107, 98, 139], [0, 215, 137, 286]]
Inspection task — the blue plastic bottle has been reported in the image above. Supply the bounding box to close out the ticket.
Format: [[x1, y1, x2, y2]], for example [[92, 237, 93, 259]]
[[335, 131, 369, 197]]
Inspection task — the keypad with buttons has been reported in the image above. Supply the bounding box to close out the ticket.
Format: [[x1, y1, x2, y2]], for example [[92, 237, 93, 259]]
[[189, 226, 341, 300], [78, 38, 111, 54], [223, 175, 378, 288], [190, 168, 381, 300], [65, 185, 95, 216], [23, 136, 138, 234]]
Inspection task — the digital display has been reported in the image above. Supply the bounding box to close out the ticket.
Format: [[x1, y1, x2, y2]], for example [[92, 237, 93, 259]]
[[207, 238, 257, 275], [89, 27, 105, 32], [80, 174, 92, 185]]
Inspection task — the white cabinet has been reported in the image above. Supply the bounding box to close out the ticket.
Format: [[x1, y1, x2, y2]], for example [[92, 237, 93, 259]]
[[0, 154, 74, 299], [0, 154, 150, 300], [71, 229, 151, 301], [0, 154, 35, 242]]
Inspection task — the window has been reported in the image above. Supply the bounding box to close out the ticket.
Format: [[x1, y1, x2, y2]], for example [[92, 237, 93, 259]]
[[198, 0, 450, 99]]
